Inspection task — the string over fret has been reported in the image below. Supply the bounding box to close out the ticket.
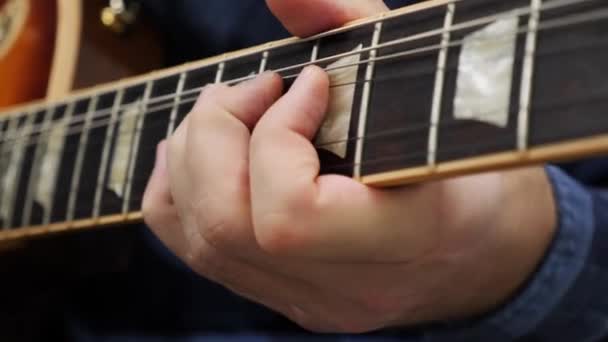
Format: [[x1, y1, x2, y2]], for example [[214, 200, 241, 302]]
[[67, 97, 99, 221], [517, 0, 542, 151], [21, 108, 55, 227], [428, 3, 455, 166], [123, 82, 153, 214], [93, 90, 125, 218], [354, 22, 383, 179]]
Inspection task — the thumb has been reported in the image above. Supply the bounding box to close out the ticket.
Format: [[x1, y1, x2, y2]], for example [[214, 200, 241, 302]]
[[266, 0, 388, 37]]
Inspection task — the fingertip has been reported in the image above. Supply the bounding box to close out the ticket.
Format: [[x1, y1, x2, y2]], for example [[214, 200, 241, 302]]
[[292, 65, 330, 94], [266, 0, 388, 37]]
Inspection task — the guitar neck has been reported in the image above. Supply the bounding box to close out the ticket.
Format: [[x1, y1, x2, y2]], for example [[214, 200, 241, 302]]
[[0, 0, 607, 241]]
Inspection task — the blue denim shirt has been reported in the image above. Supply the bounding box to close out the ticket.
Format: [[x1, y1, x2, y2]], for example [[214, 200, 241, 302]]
[[67, 1, 608, 340]]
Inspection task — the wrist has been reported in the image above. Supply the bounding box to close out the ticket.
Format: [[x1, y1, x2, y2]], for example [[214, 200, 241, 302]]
[[481, 167, 558, 315]]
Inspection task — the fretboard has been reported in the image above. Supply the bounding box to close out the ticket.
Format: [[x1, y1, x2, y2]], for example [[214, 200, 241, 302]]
[[1, 0, 607, 240]]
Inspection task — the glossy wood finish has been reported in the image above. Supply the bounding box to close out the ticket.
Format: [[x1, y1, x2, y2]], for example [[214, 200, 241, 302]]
[[0, 0, 56, 108]]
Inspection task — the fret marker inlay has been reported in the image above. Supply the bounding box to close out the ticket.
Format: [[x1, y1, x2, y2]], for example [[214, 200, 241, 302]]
[[1, 114, 34, 228], [36, 115, 70, 222], [315, 44, 363, 159], [453, 14, 519, 128], [109, 98, 141, 198]]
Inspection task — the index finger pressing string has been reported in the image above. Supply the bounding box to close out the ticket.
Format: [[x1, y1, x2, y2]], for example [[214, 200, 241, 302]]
[[249, 66, 442, 262]]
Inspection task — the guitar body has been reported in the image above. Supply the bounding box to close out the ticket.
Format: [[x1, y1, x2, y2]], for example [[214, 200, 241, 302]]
[[0, 0, 163, 109], [0, 0, 57, 107]]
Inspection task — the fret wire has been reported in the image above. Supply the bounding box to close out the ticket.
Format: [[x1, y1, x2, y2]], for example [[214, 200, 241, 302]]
[[215, 61, 225, 83], [33, 88, 608, 196], [43, 102, 75, 225], [21, 107, 55, 227], [3, 27, 605, 160], [6, 28, 605, 159], [123, 81, 153, 214], [518, 0, 542, 151], [0, 116, 22, 228], [167, 72, 187, 137], [1, 0, 598, 144], [311, 40, 320, 62], [259, 51, 269, 74], [66, 97, 99, 222], [249, 0, 588, 84], [38, 8, 603, 153], [3, 112, 36, 229], [93, 89, 125, 219], [428, 3, 456, 167], [314, 90, 608, 150], [354, 22, 383, 179]]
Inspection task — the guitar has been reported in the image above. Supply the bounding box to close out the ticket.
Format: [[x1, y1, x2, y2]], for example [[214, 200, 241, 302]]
[[0, 0, 607, 247]]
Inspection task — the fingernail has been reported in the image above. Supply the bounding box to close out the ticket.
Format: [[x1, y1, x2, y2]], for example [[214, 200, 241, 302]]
[[292, 65, 319, 91], [242, 70, 275, 86]]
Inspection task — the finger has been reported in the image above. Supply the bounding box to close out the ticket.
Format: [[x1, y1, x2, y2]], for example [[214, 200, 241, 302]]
[[142, 141, 188, 254], [250, 66, 441, 262], [266, 0, 388, 37], [250, 65, 330, 254], [168, 72, 283, 253]]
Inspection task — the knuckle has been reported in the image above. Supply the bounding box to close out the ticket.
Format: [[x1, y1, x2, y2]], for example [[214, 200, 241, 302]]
[[195, 207, 249, 250], [194, 84, 229, 111], [253, 213, 309, 255]]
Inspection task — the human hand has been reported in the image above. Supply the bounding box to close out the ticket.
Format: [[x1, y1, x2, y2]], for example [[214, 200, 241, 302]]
[[142, 0, 557, 333]]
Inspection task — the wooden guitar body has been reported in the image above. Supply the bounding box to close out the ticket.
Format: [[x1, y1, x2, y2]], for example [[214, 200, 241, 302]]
[[0, 0, 58, 107], [0, 0, 162, 109]]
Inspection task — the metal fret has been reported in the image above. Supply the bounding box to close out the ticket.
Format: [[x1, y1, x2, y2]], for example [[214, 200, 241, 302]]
[[92, 90, 125, 218], [21, 107, 55, 227], [259, 51, 269, 73], [311, 40, 320, 62], [215, 62, 225, 83], [1, 112, 35, 228], [167, 73, 187, 137], [428, 3, 455, 166], [122, 81, 153, 214], [41, 103, 75, 225], [354, 22, 383, 179], [518, 0, 542, 151], [66, 97, 99, 221]]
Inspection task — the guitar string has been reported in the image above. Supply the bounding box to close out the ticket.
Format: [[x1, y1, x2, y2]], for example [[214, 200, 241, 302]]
[[1, 7, 605, 156], [16, 86, 608, 226], [0, 0, 598, 144], [2, 2, 607, 225], [2, 0, 593, 141], [44, 89, 608, 200], [5, 3, 607, 228]]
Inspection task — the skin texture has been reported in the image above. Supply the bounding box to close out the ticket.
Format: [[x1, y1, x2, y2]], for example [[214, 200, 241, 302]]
[[142, 0, 557, 333]]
